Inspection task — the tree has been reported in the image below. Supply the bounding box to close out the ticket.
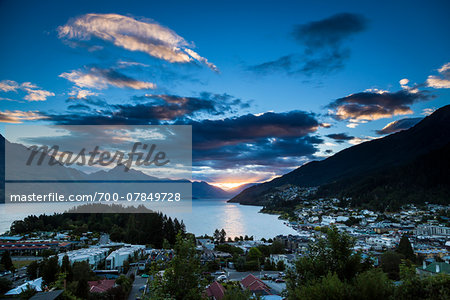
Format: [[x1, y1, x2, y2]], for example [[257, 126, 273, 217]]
[[381, 251, 402, 280], [0, 277, 12, 294], [247, 248, 263, 262], [222, 287, 253, 300], [162, 238, 171, 250], [220, 229, 227, 244], [75, 277, 89, 299], [353, 268, 393, 300], [61, 255, 73, 281], [72, 261, 94, 282], [157, 234, 204, 300], [0, 251, 14, 272], [286, 226, 363, 299], [26, 261, 39, 280], [277, 260, 285, 271], [397, 234, 415, 262], [39, 256, 60, 284], [213, 229, 221, 244]]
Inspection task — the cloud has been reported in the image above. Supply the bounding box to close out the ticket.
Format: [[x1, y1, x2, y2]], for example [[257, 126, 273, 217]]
[[0, 80, 55, 101], [249, 13, 367, 76], [426, 62, 450, 89], [326, 133, 355, 143], [348, 136, 377, 145], [327, 89, 433, 123], [44, 92, 250, 125], [59, 66, 156, 90], [189, 111, 319, 150], [58, 13, 218, 71], [0, 80, 20, 92], [422, 107, 436, 116], [68, 88, 99, 99], [40, 106, 322, 171], [376, 117, 423, 135], [0, 110, 48, 123]]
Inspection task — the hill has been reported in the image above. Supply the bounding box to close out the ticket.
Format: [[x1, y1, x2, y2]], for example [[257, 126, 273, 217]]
[[230, 104, 450, 206]]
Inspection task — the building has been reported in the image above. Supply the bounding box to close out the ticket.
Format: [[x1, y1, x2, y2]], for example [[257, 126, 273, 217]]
[[205, 281, 225, 300], [270, 254, 296, 269], [417, 261, 450, 276], [5, 277, 43, 295], [88, 279, 116, 293], [414, 225, 450, 236], [106, 245, 145, 270], [58, 247, 109, 269], [241, 274, 271, 296], [0, 241, 72, 255]]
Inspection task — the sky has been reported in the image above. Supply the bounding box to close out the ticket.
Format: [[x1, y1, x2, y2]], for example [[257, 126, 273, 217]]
[[0, 0, 449, 189]]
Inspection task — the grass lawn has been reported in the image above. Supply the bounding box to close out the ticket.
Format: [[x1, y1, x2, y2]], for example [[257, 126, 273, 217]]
[[12, 260, 34, 269]]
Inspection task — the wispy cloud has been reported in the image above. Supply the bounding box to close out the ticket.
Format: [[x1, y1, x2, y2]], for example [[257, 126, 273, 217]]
[[58, 13, 218, 72], [0, 80, 55, 101], [249, 13, 367, 76], [59, 66, 156, 90], [68, 88, 99, 99], [426, 62, 450, 89], [326, 133, 354, 143], [0, 110, 48, 123], [376, 117, 423, 135]]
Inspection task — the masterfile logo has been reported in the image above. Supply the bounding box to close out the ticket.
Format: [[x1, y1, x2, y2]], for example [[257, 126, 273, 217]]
[[3, 125, 192, 213]]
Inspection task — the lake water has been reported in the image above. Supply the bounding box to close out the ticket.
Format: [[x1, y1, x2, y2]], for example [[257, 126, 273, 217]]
[[0, 199, 296, 239]]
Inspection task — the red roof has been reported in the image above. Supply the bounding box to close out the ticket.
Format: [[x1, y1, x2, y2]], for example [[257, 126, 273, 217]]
[[88, 279, 115, 293], [241, 274, 271, 294], [205, 281, 225, 300]]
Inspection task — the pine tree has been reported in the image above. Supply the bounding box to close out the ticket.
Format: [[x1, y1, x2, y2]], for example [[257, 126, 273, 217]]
[[397, 234, 415, 262]]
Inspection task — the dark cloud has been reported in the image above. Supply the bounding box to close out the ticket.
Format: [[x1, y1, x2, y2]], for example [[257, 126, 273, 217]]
[[41, 106, 322, 170], [327, 90, 433, 121], [192, 136, 322, 169], [53, 93, 249, 124], [293, 13, 367, 50], [326, 133, 354, 143], [188, 111, 321, 169], [189, 111, 319, 150], [248, 13, 367, 76], [67, 103, 91, 111], [376, 117, 423, 135]]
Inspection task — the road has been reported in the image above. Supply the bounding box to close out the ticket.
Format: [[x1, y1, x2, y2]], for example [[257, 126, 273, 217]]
[[128, 275, 147, 300]]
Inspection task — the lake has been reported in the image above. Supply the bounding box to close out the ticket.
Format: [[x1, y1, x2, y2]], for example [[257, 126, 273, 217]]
[[0, 199, 296, 239]]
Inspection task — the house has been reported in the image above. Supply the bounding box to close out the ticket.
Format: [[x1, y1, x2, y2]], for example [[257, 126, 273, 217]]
[[106, 245, 145, 270], [88, 279, 116, 293], [29, 290, 64, 300], [5, 277, 43, 295], [205, 281, 226, 300], [241, 274, 271, 296], [416, 261, 450, 276], [270, 254, 296, 269]]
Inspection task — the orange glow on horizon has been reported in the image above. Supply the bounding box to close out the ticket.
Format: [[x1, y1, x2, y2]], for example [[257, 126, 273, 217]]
[[209, 175, 282, 190]]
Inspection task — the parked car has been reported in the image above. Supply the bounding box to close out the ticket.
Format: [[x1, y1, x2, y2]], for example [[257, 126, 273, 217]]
[[214, 271, 226, 275], [217, 275, 227, 281], [275, 278, 285, 283]]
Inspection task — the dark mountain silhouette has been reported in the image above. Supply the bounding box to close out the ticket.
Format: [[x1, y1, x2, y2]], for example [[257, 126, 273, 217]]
[[0, 137, 232, 200], [230, 104, 450, 205]]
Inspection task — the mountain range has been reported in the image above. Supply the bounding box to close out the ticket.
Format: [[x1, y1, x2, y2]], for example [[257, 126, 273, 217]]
[[0, 137, 237, 200], [230, 104, 450, 208]]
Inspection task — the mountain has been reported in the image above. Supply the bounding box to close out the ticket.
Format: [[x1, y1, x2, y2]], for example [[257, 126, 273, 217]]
[[191, 181, 233, 199], [0, 137, 232, 200], [317, 141, 450, 210], [230, 104, 450, 206]]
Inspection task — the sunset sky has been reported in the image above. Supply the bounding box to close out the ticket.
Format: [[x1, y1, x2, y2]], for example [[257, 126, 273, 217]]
[[1, 0, 449, 187]]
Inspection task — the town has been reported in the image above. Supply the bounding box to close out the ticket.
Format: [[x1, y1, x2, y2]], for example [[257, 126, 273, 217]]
[[0, 191, 449, 299]]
